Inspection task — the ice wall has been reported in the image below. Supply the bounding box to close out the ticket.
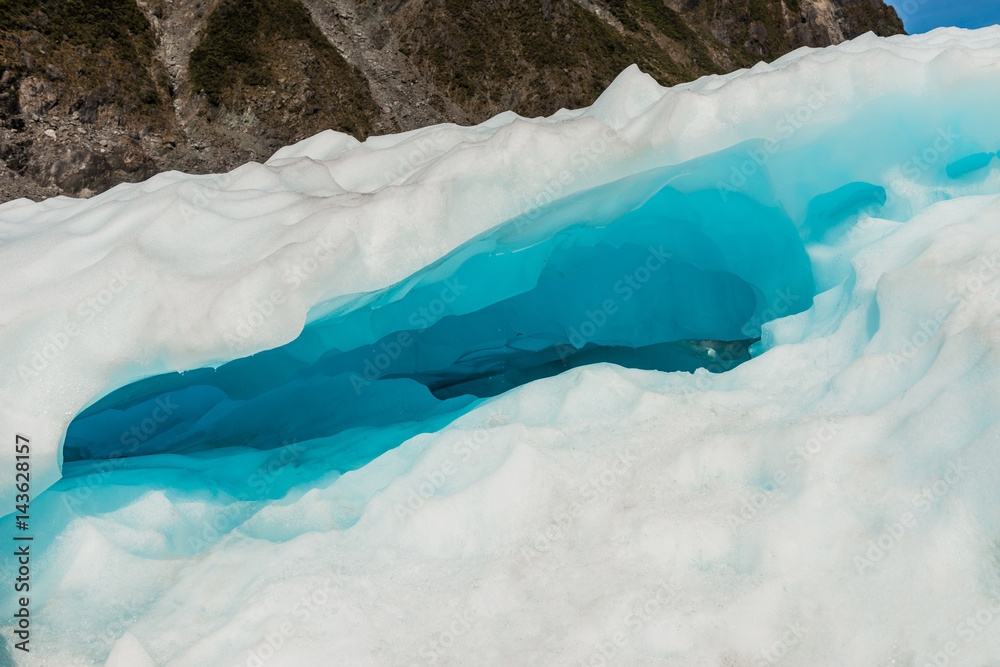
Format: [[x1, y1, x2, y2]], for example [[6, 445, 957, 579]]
[[62, 163, 814, 464]]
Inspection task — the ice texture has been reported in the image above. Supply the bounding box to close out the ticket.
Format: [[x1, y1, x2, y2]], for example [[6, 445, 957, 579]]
[[62, 163, 813, 464], [2, 26, 1000, 667]]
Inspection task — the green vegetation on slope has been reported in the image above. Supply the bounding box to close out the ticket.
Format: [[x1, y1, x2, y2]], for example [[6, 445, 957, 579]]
[[399, 0, 904, 130], [607, 0, 720, 71], [1, 0, 151, 52], [699, 0, 904, 66], [401, 0, 700, 121], [188, 0, 377, 139], [0, 0, 169, 117]]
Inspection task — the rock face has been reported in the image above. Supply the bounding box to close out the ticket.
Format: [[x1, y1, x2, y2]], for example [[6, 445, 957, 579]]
[[0, 0, 903, 203]]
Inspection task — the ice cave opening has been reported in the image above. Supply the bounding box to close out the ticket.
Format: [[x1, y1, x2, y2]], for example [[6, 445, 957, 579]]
[[62, 158, 819, 473]]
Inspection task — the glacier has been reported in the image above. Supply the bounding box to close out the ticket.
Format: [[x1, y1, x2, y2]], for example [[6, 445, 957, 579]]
[[2, 26, 1000, 666]]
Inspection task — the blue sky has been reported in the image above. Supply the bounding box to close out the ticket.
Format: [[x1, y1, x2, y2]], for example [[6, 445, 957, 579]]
[[884, 0, 1000, 33]]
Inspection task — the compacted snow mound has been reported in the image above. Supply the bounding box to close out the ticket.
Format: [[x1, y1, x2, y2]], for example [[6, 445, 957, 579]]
[[2, 27, 1000, 667]]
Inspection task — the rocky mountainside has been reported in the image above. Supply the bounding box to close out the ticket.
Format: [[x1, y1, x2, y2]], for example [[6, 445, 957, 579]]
[[0, 0, 903, 203]]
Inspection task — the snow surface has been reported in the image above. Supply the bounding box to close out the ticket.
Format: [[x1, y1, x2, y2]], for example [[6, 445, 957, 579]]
[[2, 26, 1000, 666]]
